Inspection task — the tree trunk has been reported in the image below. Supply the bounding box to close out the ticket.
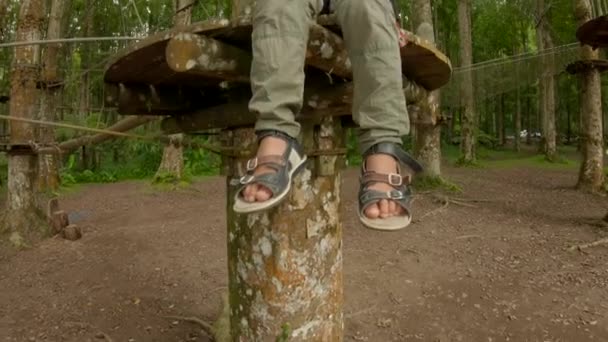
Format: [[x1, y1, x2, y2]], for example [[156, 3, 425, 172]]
[[458, 0, 476, 163], [536, 0, 558, 160], [515, 87, 522, 151], [1, 0, 49, 245], [37, 0, 66, 192], [155, 0, 194, 182], [526, 94, 532, 145], [498, 94, 506, 146], [412, 0, 441, 177], [224, 120, 345, 341], [575, 0, 605, 192], [78, 1, 93, 120]]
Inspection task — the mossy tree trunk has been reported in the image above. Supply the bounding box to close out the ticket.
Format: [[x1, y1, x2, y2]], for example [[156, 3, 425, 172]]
[[2, 0, 49, 246], [37, 0, 66, 192], [223, 118, 345, 341], [412, 0, 442, 177], [535, 0, 558, 161], [575, 0, 605, 192]]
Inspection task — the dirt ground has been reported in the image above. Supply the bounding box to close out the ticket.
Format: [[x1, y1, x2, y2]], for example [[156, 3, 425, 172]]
[[1, 164, 608, 342]]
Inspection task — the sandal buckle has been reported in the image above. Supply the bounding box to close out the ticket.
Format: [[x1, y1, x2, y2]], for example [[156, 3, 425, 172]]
[[388, 173, 403, 186], [246, 158, 258, 171]]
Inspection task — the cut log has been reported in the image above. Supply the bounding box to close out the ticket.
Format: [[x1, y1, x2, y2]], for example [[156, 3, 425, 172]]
[[61, 224, 82, 241], [306, 24, 352, 79], [223, 121, 344, 341], [165, 32, 252, 83]]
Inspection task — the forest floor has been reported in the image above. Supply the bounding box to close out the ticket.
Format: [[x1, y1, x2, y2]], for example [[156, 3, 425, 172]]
[[1, 150, 608, 342]]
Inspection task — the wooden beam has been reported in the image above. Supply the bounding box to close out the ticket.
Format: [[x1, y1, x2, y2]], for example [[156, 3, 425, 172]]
[[104, 83, 220, 115], [161, 77, 432, 133], [36, 115, 157, 154], [165, 32, 252, 83]]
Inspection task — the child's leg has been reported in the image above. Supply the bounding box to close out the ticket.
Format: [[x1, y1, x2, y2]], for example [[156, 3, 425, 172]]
[[333, 0, 419, 228], [236, 0, 320, 210]]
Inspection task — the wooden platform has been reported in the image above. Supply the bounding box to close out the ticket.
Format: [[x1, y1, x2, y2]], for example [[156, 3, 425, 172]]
[[566, 59, 608, 74], [103, 17, 452, 132], [576, 15, 608, 48]]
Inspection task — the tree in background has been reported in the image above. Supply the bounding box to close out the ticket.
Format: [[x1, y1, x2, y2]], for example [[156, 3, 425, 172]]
[[1, 0, 49, 246], [575, 0, 605, 192], [535, 0, 558, 161], [154, 0, 194, 183], [458, 0, 476, 164], [412, 0, 443, 177], [37, 0, 66, 192]]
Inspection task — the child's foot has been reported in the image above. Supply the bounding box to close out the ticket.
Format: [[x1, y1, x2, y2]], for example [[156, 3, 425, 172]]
[[362, 154, 413, 219], [358, 142, 422, 230], [241, 136, 287, 203], [232, 131, 307, 214]]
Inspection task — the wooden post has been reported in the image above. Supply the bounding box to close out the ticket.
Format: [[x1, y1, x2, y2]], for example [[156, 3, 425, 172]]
[[222, 117, 345, 341]]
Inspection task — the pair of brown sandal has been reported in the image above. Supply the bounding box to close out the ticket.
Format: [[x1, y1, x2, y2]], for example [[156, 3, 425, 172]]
[[233, 132, 422, 231]]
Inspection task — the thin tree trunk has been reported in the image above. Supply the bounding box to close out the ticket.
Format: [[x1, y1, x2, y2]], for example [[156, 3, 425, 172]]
[[515, 88, 522, 151], [78, 1, 93, 120], [499, 94, 506, 146], [526, 94, 532, 145], [37, 0, 66, 192], [1, 0, 49, 245], [575, 0, 605, 192], [412, 0, 442, 177], [155, 0, 193, 183], [0, 0, 8, 41], [536, 0, 558, 160], [458, 0, 476, 163]]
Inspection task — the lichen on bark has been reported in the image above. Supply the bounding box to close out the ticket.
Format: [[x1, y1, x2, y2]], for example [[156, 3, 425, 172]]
[[223, 118, 345, 341]]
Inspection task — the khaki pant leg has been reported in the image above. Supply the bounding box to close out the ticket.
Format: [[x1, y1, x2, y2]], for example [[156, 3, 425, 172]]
[[249, 0, 321, 138], [332, 0, 410, 154]]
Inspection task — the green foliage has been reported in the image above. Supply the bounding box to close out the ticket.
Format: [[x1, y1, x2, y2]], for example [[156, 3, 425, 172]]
[[59, 137, 220, 187]]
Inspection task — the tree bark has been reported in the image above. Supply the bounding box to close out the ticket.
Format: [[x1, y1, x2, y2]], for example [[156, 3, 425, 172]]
[[536, 0, 558, 161], [458, 0, 476, 163], [2, 0, 49, 245], [575, 0, 605, 192], [515, 87, 522, 151], [412, 0, 442, 177], [224, 119, 345, 341], [155, 0, 194, 182], [37, 0, 66, 192]]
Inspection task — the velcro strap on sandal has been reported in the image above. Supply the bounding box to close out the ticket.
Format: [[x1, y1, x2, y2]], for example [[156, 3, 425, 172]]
[[363, 142, 423, 174], [361, 171, 411, 187]]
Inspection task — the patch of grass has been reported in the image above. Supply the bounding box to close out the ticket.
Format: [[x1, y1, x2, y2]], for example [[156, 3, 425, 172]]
[[484, 154, 578, 170], [413, 175, 462, 193]]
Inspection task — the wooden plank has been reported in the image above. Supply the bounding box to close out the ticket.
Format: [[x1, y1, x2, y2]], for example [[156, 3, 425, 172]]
[[165, 32, 252, 83], [104, 19, 232, 86], [566, 59, 608, 74], [104, 18, 452, 93], [317, 14, 452, 90], [576, 15, 608, 48]]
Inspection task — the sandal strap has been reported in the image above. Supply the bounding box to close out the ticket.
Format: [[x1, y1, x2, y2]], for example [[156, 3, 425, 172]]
[[363, 142, 423, 174], [359, 188, 412, 213], [361, 171, 411, 187]]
